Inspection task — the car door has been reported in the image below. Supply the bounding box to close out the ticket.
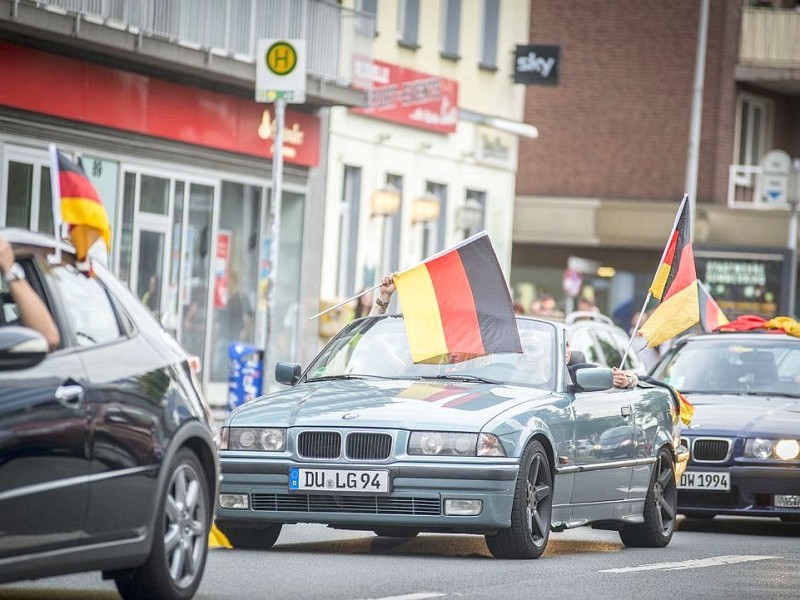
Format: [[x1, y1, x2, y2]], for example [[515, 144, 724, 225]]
[[46, 264, 162, 543], [570, 386, 634, 506], [0, 257, 91, 558]]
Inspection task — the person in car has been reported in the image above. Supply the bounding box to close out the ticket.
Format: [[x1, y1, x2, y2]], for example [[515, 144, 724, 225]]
[[0, 236, 60, 350], [566, 339, 637, 389]]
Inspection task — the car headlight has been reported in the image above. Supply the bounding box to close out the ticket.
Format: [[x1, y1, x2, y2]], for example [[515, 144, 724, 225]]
[[407, 432, 506, 457], [220, 427, 286, 451], [744, 438, 800, 460]]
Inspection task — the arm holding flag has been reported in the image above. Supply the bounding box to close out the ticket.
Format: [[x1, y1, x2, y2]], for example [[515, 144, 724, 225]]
[[0, 237, 60, 350]]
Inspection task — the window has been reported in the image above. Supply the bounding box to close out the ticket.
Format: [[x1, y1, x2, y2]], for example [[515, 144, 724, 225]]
[[397, 0, 420, 48], [385, 174, 404, 274], [460, 190, 486, 239], [337, 166, 362, 297], [427, 181, 448, 253], [51, 265, 122, 347], [479, 0, 500, 70], [735, 93, 773, 167], [441, 0, 461, 59], [3, 160, 53, 235], [358, 0, 378, 36]]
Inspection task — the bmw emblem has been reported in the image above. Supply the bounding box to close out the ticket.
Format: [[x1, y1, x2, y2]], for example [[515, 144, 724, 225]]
[[342, 412, 359, 420]]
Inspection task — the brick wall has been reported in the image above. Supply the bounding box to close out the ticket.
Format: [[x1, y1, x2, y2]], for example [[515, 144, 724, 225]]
[[518, 0, 740, 204]]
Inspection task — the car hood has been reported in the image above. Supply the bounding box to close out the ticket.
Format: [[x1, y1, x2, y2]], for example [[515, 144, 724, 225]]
[[227, 379, 551, 431], [683, 393, 800, 437]]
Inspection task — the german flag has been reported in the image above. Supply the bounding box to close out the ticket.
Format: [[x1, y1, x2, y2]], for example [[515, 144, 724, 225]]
[[676, 390, 695, 426], [54, 149, 111, 261], [697, 280, 729, 332], [650, 195, 696, 301], [394, 232, 521, 364], [639, 195, 700, 348]]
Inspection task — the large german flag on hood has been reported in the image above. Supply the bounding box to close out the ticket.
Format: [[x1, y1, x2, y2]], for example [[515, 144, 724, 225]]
[[52, 147, 111, 261], [394, 232, 522, 364]]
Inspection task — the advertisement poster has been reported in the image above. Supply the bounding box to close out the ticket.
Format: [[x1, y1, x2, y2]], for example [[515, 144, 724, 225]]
[[214, 230, 231, 309]]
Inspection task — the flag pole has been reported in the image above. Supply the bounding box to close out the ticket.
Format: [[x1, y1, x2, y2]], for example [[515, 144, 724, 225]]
[[47, 143, 63, 265], [308, 282, 383, 321], [617, 194, 688, 369], [309, 230, 492, 321], [618, 291, 652, 369]]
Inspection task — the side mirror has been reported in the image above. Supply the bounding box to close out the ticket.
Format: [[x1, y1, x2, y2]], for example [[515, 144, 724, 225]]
[[574, 366, 614, 392], [0, 326, 49, 370], [275, 361, 302, 386]]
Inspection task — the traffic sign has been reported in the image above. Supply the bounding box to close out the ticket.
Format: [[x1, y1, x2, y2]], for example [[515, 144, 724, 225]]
[[758, 149, 791, 206], [256, 39, 306, 104]]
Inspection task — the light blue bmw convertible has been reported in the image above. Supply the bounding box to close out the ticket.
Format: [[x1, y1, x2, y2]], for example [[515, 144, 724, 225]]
[[216, 316, 685, 558]]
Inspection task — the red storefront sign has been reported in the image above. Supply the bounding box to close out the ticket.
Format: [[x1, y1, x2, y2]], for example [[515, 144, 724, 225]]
[[352, 58, 458, 134], [0, 43, 320, 167]]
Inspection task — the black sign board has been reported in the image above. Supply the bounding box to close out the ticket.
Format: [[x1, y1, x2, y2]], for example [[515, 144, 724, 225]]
[[695, 246, 792, 320], [514, 45, 560, 86]]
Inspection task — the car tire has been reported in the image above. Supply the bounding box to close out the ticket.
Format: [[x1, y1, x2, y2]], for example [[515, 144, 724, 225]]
[[619, 448, 676, 548], [115, 448, 210, 600], [372, 527, 420, 538], [216, 523, 283, 549], [485, 440, 552, 559]]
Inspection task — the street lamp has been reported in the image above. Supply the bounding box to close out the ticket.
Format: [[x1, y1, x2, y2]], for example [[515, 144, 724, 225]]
[[370, 185, 401, 217], [411, 192, 441, 223]]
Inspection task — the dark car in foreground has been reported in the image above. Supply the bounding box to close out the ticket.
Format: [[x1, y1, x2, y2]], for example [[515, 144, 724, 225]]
[[217, 315, 683, 559], [0, 228, 218, 599], [651, 330, 800, 521]]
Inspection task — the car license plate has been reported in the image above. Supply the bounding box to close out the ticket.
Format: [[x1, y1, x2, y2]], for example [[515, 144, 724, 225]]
[[678, 470, 730, 491], [289, 467, 390, 494], [774, 495, 800, 508]]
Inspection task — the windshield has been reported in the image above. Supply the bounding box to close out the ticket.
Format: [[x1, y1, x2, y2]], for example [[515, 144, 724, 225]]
[[651, 337, 800, 397], [305, 316, 558, 390]]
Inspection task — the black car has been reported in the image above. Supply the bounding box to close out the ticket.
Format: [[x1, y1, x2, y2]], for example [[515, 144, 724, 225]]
[[650, 329, 800, 521], [0, 228, 218, 600]]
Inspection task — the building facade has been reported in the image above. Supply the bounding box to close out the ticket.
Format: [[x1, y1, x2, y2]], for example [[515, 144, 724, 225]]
[[0, 0, 373, 407], [318, 0, 532, 340], [514, 0, 800, 325]]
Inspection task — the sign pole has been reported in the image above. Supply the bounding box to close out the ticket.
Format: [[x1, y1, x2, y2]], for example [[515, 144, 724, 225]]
[[266, 98, 285, 376], [788, 159, 800, 316]]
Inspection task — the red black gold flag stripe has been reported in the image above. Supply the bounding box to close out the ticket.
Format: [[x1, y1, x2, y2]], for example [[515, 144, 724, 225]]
[[649, 196, 696, 301], [56, 150, 111, 260], [394, 232, 522, 364], [697, 280, 729, 332]]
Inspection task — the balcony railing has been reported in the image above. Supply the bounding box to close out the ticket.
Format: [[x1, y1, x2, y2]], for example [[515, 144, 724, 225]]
[[739, 7, 800, 67], [728, 164, 794, 210], [31, 0, 374, 86]]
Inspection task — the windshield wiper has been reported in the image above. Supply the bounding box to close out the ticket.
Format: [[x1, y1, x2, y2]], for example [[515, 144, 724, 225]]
[[305, 374, 387, 382], [739, 390, 800, 398], [424, 374, 500, 384]]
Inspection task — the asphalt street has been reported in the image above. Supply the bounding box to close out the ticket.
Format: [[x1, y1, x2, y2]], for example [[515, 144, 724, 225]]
[[2, 516, 798, 600]]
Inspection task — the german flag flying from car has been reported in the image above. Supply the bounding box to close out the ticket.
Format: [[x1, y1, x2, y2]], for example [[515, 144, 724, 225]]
[[394, 232, 522, 364], [639, 195, 700, 348], [52, 147, 112, 261], [697, 280, 729, 332]]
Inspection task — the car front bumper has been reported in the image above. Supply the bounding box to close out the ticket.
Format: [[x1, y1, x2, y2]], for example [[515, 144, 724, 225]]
[[678, 464, 800, 518], [216, 456, 520, 532]]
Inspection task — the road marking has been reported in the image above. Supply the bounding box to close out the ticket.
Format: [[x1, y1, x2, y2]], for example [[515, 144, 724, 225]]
[[360, 594, 446, 600], [600, 554, 778, 573]]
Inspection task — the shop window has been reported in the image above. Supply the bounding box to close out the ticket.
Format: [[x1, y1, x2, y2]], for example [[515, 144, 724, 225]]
[[441, 0, 461, 59], [139, 175, 169, 215], [117, 173, 136, 286], [3, 160, 53, 234], [479, 0, 500, 70], [209, 182, 262, 382], [397, 0, 420, 48]]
